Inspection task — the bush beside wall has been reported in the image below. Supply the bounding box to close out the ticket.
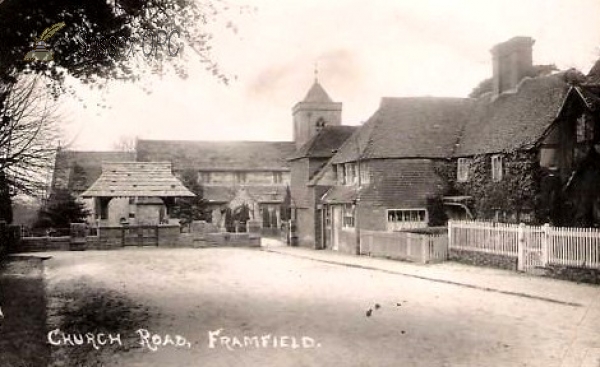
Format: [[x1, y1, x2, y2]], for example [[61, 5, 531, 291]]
[[449, 249, 518, 271], [543, 264, 600, 285]]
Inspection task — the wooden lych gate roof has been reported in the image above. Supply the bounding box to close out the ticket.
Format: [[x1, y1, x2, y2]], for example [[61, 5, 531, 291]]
[[80, 162, 195, 198]]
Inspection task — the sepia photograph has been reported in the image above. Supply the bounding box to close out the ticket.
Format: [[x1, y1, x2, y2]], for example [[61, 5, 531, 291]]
[[1, 0, 600, 366]]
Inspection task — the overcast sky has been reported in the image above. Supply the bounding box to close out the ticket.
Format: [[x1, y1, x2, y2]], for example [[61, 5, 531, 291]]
[[60, 0, 600, 150]]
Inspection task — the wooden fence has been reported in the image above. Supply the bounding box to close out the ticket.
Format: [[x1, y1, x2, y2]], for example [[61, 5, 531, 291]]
[[448, 220, 600, 271], [360, 230, 448, 264]]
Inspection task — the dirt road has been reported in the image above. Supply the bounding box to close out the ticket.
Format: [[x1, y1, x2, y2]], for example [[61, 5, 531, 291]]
[[38, 247, 598, 367]]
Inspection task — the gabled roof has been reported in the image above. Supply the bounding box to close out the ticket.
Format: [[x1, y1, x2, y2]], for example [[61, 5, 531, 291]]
[[81, 162, 194, 198], [136, 139, 296, 171], [455, 73, 569, 156], [302, 80, 333, 103], [289, 125, 358, 160], [332, 97, 472, 164], [51, 150, 136, 193]]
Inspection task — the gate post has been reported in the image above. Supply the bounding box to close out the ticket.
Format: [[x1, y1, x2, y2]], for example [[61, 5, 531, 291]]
[[517, 223, 525, 272], [541, 223, 550, 267]]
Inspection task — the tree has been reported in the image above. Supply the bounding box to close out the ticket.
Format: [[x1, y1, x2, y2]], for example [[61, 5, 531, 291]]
[[0, 0, 243, 196], [112, 135, 138, 152], [280, 185, 292, 221], [469, 64, 559, 98], [0, 171, 13, 224], [34, 188, 89, 229], [172, 169, 210, 225], [0, 0, 239, 89], [0, 76, 60, 197]]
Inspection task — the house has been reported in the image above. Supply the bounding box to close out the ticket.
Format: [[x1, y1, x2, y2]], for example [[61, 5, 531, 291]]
[[288, 124, 357, 247], [295, 36, 600, 254], [450, 37, 600, 227], [314, 97, 471, 253]]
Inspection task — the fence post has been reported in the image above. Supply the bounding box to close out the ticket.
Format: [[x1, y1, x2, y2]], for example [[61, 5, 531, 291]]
[[421, 235, 428, 264], [447, 220, 453, 250], [517, 223, 525, 271], [542, 223, 550, 267]]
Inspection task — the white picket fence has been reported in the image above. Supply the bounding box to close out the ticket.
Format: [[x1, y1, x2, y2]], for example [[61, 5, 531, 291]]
[[360, 230, 448, 264], [448, 220, 600, 271]]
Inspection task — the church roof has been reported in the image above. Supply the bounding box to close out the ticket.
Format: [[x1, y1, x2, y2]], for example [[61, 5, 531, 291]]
[[136, 139, 296, 171], [80, 162, 195, 198], [50, 150, 136, 194], [302, 80, 334, 103]]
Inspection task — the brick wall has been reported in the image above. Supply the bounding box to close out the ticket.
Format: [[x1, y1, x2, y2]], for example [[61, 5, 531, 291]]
[[449, 249, 518, 271]]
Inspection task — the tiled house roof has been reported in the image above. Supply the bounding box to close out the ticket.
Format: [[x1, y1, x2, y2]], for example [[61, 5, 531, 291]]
[[289, 125, 358, 160], [359, 159, 446, 208], [136, 139, 297, 171], [454, 73, 570, 156], [81, 162, 194, 198], [50, 150, 136, 194], [331, 97, 472, 164]]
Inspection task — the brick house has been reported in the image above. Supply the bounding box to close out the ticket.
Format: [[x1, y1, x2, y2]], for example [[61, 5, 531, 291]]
[[316, 97, 470, 253], [295, 36, 600, 254]]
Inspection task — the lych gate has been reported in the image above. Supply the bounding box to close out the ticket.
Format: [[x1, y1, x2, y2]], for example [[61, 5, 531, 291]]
[[80, 162, 195, 246]]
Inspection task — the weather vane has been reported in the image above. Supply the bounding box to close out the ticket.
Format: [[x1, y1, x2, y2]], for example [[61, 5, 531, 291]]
[[24, 22, 66, 62]]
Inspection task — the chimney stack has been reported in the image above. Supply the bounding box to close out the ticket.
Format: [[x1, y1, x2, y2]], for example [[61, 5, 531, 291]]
[[491, 36, 534, 95]]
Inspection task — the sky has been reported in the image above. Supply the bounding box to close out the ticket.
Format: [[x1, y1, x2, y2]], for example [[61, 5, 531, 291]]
[[60, 0, 600, 150]]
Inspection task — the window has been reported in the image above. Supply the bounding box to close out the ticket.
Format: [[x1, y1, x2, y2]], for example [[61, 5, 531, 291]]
[[338, 164, 346, 185], [235, 172, 247, 184], [344, 163, 356, 185], [199, 172, 211, 184], [359, 163, 369, 184], [491, 155, 503, 182], [457, 158, 470, 182], [324, 206, 331, 227], [315, 117, 326, 130], [273, 171, 283, 184], [387, 209, 427, 231], [342, 204, 355, 228], [576, 114, 594, 144]]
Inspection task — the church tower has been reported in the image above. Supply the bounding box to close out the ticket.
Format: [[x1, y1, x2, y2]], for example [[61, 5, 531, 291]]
[[292, 76, 342, 148]]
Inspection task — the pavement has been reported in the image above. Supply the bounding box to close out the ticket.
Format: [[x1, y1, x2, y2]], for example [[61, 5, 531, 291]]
[[260, 237, 600, 367]]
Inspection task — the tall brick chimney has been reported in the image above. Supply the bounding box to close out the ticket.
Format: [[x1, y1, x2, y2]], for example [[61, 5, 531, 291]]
[[491, 36, 535, 95]]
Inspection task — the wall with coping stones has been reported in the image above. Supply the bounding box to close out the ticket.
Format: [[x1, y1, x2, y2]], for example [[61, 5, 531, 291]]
[[449, 249, 518, 271]]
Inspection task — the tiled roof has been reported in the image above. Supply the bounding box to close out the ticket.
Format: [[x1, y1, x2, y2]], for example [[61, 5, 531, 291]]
[[203, 185, 288, 203], [332, 97, 471, 163], [51, 150, 136, 193], [81, 162, 194, 198], [455, 73, 570, 156], [360, 159, 446, 208], [136, 139, 296, 170], [289, 125, 358, 160], [321, 185, 359, 204]]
